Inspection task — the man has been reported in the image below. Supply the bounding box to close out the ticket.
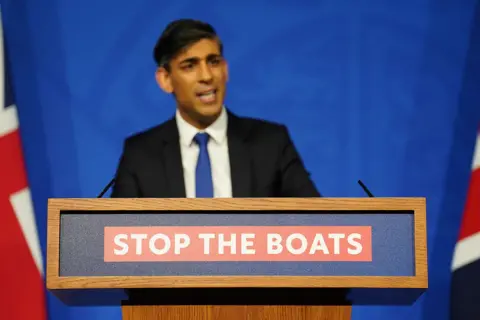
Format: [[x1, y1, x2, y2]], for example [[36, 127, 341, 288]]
[[111, 19, 321, 198]]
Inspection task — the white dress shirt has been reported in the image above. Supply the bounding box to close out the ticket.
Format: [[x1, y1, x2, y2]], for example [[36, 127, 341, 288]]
[[175, 107, 232, 198]]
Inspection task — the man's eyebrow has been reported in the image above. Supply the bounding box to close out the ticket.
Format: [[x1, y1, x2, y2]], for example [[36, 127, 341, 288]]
[[179, 57, 200, 64], [179, 54, 222, 64]]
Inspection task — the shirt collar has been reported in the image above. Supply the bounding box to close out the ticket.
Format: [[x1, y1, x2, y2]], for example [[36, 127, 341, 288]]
[[176, 106, 228, 146]]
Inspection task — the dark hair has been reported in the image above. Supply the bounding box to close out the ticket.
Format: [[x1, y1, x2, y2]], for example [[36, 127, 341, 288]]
[[153, 19, 223, 70]]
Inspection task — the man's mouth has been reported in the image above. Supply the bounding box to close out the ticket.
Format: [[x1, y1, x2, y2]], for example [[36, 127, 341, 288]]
[[196, 89, 217, 104]]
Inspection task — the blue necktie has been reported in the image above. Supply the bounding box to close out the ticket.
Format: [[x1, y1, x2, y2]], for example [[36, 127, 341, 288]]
[[194, 132, 214, 198]]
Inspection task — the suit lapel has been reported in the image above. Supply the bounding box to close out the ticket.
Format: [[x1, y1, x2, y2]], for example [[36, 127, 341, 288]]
[[160, 118, 186, 198], [227, 111, 253, 197]]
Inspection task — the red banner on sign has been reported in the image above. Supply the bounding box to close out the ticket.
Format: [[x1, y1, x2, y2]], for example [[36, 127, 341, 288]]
[[104, 226, 372, 262]]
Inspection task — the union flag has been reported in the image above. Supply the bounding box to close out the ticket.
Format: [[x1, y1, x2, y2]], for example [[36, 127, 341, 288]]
[[0, 10, 47, 320], [450, 127, 480, 319]]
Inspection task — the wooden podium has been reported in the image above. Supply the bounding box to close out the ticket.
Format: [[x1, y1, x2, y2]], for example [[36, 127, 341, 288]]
[[46, 198, 428, 320]]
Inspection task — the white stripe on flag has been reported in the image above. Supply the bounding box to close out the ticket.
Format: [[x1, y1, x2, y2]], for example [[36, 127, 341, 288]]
[[452, 232, 480, 271], [10, 188, 44, 275], [473, 134, 480, 171], [0, 105, 18, 136], [0, 13, 19, 137]]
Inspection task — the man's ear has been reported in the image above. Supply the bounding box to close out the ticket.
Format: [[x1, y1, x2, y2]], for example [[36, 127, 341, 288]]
[[225, 60, 229, 82], [155, 67, 173, 93]]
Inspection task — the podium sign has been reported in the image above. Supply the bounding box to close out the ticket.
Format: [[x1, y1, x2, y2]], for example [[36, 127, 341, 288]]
[[46, 198, 427, 320]]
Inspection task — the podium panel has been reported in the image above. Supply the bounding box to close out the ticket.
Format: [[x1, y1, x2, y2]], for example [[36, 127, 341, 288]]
[[121, 305, 351, 320], [46, 198, 427, 320]]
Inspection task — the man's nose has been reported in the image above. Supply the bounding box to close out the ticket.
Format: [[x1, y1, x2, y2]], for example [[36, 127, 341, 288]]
[[198, 63, 213, 81]]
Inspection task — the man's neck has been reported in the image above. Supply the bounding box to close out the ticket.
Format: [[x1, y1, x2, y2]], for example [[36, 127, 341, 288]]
[[177, 109, 222, 130]]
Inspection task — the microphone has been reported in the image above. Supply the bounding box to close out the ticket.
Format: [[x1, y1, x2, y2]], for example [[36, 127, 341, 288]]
[[97, 177, 115, 198], [357, 180, 374, 197]]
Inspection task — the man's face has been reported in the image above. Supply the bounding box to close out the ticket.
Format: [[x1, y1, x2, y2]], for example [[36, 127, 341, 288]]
[[156, 38, 228, 128]]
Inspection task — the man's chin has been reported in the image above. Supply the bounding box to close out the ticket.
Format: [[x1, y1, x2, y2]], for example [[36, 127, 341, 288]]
[[193, 105, 222, 125], [197, 103, 223, 116]]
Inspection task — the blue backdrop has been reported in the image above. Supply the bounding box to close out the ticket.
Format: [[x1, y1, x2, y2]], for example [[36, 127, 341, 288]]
[[1, 0, 480, 319]]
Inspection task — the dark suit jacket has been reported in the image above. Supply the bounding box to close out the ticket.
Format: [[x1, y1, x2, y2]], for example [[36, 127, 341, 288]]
[[111, 110, 320, 198]]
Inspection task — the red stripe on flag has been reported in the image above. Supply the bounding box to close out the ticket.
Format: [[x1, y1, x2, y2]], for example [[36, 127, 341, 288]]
[[0, 130, 27, 193], [457, 167, 480, 241], [0, 129, 46, 320]]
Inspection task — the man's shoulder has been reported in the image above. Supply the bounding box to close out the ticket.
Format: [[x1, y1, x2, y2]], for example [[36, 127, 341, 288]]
[[231, 113, 289, 141], [122, 117, 175, 150], [237, 115, 285, 129]]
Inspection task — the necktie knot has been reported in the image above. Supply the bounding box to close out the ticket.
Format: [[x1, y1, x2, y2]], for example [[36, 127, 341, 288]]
[[194, 132, 210, 147]]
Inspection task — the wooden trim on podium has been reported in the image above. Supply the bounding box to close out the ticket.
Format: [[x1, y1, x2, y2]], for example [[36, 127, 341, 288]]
[[46, 197, 427, 290], [47, 275, 426, 290]]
